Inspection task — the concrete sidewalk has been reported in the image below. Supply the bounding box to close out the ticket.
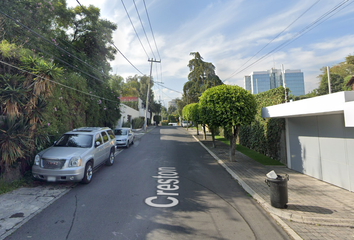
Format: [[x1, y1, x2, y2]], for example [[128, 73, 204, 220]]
[[189, 129, 354, 240]]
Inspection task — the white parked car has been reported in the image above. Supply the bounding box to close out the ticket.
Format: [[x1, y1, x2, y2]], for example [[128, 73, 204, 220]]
[[182, 121, 190, 127], [114, 128, 135, 148], [32, 127, 116, 184]]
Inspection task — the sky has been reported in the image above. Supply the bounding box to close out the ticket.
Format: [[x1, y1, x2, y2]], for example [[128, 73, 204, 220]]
[[66, 0, 354, 108]]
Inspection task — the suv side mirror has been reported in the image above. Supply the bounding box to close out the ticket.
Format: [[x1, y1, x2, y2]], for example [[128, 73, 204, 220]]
[[95, 141, 101, 147]]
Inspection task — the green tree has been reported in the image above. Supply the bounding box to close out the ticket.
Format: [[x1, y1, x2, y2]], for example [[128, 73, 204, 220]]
[[161, 106, 168, 120], [176, 98, 186, 117], [318, 72, 344, 95], [183, 52, 223, 103], [182, 103, 199, 132], [182, 104, 192, 130], [345, 54, 354, 65], [168, 105, 177, 114], [0, 116, 33, 182], [199, 85, 257, 161], [153, 115, 161, 125]]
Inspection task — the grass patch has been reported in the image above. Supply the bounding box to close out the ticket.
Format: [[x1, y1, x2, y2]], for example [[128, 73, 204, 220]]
[[215, 135, 283, 166]]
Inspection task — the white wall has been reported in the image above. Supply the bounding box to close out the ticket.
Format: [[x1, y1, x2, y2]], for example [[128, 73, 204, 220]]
[[117, 104, 140, 128], [262, 91, 354, 192], [287, 114, 354, 192]]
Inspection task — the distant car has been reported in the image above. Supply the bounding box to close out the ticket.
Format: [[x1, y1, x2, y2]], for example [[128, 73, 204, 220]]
[[182, 121, 190, 127], [114, 128, 134, 148], [168, 123, 178, 126], [32, 127, 116, 184]]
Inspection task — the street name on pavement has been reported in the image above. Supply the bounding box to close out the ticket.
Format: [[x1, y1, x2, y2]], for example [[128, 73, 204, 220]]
[[145, 167, 179, 208]]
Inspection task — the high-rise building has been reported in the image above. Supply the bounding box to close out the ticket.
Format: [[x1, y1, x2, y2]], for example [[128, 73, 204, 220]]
[[244, 68, 305, 96], [168, 99, 177, 109]]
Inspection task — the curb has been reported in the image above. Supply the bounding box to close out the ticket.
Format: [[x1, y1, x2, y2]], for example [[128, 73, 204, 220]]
[[191, 134, 354, 227], [0, 187, 72, 240], [192, 135, 303, 240], [1, 150, 125, 240]]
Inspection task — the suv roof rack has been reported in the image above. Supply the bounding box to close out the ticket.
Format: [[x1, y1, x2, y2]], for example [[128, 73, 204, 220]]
[[72, 127, 109, 132]]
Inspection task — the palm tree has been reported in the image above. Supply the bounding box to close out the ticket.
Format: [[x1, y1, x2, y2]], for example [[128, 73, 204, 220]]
[[0, 74, 29, 117], [0, 116, 33, 182]]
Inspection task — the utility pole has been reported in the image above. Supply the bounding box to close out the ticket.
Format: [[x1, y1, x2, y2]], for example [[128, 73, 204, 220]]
[[144, 58, 161, 132], [281, 64, 287, 102], [327, 66, 332, 94]]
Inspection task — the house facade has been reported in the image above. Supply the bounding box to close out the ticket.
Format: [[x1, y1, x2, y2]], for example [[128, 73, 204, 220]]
[[117, 97, 157, 128], [262, 91, 354, 192]]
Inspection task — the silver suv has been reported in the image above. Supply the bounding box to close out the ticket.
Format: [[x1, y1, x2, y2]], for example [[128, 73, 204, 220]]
[[32, 127, 116, 184]]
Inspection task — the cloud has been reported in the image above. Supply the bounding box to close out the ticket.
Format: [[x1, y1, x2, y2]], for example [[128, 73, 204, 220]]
[[66, 0, 354, 96]]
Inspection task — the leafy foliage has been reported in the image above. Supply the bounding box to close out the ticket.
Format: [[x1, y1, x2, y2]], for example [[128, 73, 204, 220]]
[[239, 87, 286, 161], [132, 117, 144, 129], [0, 116, 33, 174], [0, 39, 120, 179], [168, 115, 179, 123], [153, 115, 161, 125], [183, 52, 223, 104], [199, 85, 257, 161]]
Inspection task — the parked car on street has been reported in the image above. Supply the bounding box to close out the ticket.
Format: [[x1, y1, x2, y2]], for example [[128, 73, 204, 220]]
[[114, 128, 135, 148], [182, 121, 190, 127], [32, 127, 116, 184]]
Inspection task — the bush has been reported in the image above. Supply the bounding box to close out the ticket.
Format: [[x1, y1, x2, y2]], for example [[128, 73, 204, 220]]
[[132, 117, 144, 129], [161, 120, 168, 126], [122, 121, 131, 128], [168, 114, 179, 123], [239, 87, 286, 161]]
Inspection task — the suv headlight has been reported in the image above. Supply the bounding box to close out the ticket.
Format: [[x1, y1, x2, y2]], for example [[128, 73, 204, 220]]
[[34, 154, 40, 166], [68, 157, 81, 167]]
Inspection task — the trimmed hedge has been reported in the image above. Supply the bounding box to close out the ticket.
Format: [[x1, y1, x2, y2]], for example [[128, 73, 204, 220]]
[[238, 87, 286, 161]]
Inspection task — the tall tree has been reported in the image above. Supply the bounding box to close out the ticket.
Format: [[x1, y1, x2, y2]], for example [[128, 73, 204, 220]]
[[318, 72, 344, 95], [183, 52, 223, 103]]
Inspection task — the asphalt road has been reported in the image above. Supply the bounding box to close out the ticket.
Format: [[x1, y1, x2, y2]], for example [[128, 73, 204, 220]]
[[6, 127, 290, 240]]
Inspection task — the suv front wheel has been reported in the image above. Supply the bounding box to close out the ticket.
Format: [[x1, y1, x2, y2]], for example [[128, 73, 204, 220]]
[[82, 161, 93, 184]]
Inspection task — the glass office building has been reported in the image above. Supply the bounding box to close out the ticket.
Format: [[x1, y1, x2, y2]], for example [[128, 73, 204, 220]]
[[284, 70, 305, 96], [244, 69, 305, 96]]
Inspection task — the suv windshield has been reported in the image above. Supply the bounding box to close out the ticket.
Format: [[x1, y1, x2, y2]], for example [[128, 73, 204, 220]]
[[114, 129, 128, 135], [54, 134, 93, 148]]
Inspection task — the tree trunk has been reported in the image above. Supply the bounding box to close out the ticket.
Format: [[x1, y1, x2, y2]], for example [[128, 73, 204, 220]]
[[230, 125, 239, 162], [203, 124, 206, 140], [211, 127, 216, 148], [196, 123, 199, 135]]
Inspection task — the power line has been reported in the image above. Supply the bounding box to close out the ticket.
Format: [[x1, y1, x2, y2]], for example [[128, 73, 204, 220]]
[[75, 0, 145, 75], [132, 0, 156, 59], [223, 0, 320, 81], [121, 0, 150, 59], [0, 9, 113, 81], [110, 41, 145, 75], [275, 0, 353, 53], [225, 0, 352, 80], [7, 28, 109, 85], [143, 0, 161, 61], [154, 82, 183, 94], [0, 60, 120, 104]]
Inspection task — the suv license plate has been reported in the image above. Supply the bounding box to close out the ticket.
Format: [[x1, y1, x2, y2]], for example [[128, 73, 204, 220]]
[[47, 176, 56, 182]]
